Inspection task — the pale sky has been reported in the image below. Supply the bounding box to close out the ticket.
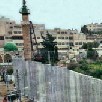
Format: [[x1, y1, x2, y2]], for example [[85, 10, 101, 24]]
[[0, 0, 102, 30]]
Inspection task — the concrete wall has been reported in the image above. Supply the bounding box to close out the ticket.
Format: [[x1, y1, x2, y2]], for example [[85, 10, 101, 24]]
[[13, 59, 102, 102]]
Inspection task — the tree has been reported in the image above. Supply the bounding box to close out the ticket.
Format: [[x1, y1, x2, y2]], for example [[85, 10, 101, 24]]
[[7, 68, 13, 75], [40, 31, 58, 65], [82, 42, 100, 49], [90, 69, 102, 79], [4, 43, 18, 51], [81, 43, 87, 49], [81, 25, 89, 34], [93, 41, 100, 48], [87, 49, 98, 60], [82, 42, 99, 60]]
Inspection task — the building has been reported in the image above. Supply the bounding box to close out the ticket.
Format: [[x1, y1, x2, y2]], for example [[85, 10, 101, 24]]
[[0, 17, 23, 63], [0, 16, 93, 63], [86, 23, 102, 32], [86, 34, 102, 43], [34, 28, 87, 59]]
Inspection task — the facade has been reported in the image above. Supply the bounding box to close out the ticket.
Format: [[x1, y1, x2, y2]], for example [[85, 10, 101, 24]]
[[85, 23, 102, 43], [86, 34, 102, 43], [87, 23, 102, 32], [0, 16, 15, 47], [0, 16, 94, 63], [0, 17, 23, 64], [33, 28, 87, 59]]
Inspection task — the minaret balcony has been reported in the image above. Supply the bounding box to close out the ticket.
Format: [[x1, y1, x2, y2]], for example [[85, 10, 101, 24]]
[[21, 21, 30, 25], [19, 6, 30, 15]]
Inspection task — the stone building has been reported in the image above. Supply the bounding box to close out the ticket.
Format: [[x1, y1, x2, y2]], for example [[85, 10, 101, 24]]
[[0, 16, 92, 63], [86, 23, 102, 32]]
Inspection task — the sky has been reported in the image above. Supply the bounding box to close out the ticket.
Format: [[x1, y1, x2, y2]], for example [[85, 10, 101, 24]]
[[0, 0, 102, 30]]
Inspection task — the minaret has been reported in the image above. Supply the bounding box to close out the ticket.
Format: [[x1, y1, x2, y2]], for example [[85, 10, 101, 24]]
[[19, 0, 32, 60]]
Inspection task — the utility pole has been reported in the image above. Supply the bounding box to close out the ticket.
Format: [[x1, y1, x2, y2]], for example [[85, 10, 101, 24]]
[[48, 51, 51, 64], [16, 70, 21, 102], [23, 71, 26, 97]]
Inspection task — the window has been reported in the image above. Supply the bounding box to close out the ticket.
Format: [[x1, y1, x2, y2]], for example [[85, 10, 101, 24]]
[[37, 37, 40, 39], [33, 37, 36, 39], [12, 36, 23, 40], [37, 43, 40, 45], [70, 32, 73, 34], [16, 43, 19, 46], [69, 37, 73, 40], [62, 42, 65, 45], [18, 31, 22, 34], [75, 42, 78, 45], [61, 32, 64, 34], [10, 26, 13, 29], [65, 37, 69, 39], [61, 37, 64, 39], [14, 31, 22, 34], [57, 32, 60, 34], [16, 43, 24, 46], [57, 42, 61, 45], [5, 37, 12, 39], [33, 43, 36, 45], [79, 42, 82, 45], [8, 31, 12, 34], [65, 32, 67, 34], [0, 36, 4, 40], [69, 42, 73, 46], [14, 31, 17, 34], [19, 43, 24, 46]]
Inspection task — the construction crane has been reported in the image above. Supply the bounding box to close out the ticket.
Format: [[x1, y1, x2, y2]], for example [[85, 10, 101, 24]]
[[29, 21, 38, 52], [29, 21, 42, 61]]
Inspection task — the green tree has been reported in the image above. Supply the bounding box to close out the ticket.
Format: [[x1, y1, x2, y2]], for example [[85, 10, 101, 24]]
[[40, 31, 58, 65], [4, 43, 18, 51], [93, 41, 100, 48], [90, 69, 102, 79], [7, 68, 13, 75], [79, 59, 89, 71], [73, 59, 90, 75], [81, 43, 88, 49], [82, 42, 100, 49], [81, 41, 99, 60], [81, 25, 89, 34], [87, 49, 98, 60]]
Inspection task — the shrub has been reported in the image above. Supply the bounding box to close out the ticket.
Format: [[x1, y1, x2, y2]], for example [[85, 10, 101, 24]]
[[67, 62, 78, 70], [7, 68, 13, 75]]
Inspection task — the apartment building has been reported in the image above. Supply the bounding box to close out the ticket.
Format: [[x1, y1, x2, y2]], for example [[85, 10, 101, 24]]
[[0, 17, 13, 47], [87, 23, 102, 32], [86, 34, 102, 43], [0, 17, 88, 62], [34, 28, 87, 59]]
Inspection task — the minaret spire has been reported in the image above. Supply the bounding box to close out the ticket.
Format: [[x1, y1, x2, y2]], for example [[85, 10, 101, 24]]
[[23, 0, 26, 6], [19, 0, 30, 15]]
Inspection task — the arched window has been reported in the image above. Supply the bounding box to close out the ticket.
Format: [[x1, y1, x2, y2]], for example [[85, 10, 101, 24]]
[[4, 54, 12, 63]]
